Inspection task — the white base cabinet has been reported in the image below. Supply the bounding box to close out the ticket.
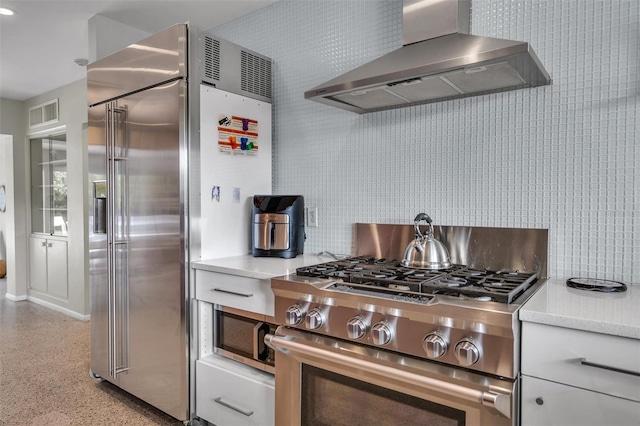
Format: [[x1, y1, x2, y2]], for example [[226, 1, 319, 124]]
[[522, 375, 640, 426], [194, 269, 276, 426], [29, 236, 68, 298], [196, 359, 274, 426], [195, 269, 273, 316], [521, 322, 640, 426]]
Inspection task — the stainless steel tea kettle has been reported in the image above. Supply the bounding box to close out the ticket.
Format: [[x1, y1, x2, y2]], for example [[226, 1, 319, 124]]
[[402, 213, 451, 270]]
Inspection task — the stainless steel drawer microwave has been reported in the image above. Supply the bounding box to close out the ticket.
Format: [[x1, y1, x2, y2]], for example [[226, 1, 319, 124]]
[[214, 306, 277, 374]]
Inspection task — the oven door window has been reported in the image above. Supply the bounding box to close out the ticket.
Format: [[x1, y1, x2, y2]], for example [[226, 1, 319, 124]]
[[216, 311, 256, 359], [301, 365, 466, 426]]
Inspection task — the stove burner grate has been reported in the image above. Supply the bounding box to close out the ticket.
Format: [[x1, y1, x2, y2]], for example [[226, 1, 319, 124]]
[[423, 270, 537, 303], [298, 259, 537, 304]]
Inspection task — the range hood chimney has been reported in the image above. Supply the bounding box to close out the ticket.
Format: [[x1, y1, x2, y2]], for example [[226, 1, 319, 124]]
[[305, 0, 551, 114]]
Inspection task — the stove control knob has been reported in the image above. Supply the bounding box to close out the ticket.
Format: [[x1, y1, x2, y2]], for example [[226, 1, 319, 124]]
[[305, 308, 324, 330], [346, 316, 367, 340], [285, 305, 304, 326], [423, 332, 448, 359], [454, 339, 481, 366], [371, 322, 393, 346]]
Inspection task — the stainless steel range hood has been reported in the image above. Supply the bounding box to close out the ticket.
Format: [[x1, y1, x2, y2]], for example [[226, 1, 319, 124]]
[[305, 0, 551, 114]]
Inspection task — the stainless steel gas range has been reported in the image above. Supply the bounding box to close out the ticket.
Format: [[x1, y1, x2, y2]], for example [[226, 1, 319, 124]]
[[266, 223, 548, 426]]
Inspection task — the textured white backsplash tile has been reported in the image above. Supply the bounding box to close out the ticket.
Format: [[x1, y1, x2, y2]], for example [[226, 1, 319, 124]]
[[213, 0, 640, 284]]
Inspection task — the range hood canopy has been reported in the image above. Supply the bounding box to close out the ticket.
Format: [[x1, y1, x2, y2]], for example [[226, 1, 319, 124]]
[[305, 0, 551, 114]]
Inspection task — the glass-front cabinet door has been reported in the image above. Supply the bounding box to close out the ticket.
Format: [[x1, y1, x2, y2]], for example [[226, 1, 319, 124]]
[[30, 130, 68, 236]]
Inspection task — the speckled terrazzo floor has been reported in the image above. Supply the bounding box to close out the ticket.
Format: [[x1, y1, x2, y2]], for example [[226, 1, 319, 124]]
[[0, 278, 183, 425]]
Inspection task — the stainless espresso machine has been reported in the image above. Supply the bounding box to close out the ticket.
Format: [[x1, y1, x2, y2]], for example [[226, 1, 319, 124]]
[[252, 195, 305, 258]]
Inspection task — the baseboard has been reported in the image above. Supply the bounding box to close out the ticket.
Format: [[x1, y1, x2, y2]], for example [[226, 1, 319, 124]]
[[5, 293, 28, 302], [27, 295, 91, 322]]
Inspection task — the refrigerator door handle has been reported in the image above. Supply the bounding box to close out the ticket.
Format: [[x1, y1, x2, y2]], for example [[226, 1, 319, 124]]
[[106, 102, 115, 378], [107, 103, 131, 378]]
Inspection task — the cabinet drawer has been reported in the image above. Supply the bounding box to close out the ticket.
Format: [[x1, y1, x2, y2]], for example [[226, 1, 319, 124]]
[[195, 270, 274, 316], [521, 375, 640, 426], [196, 359, 274, 426], [522, 322, 640, 401]]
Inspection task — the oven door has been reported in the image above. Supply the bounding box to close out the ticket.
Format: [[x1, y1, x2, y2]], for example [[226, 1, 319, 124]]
[[266, 327, 517, 426], [215, 306, 276, 373]]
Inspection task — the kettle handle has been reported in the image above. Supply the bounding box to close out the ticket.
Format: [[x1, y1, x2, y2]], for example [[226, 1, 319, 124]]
[[413, 213, 434, 238], [414, 213, 432, 224]]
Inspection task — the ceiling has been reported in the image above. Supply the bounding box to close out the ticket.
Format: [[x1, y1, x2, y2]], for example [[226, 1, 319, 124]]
[[0, 0, 275, 101]]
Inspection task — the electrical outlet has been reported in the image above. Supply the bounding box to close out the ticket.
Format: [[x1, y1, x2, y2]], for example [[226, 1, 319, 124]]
[[308, 207, 318, 227]]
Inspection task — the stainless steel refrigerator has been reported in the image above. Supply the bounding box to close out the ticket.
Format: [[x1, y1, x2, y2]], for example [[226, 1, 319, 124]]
[[87, 24, 191, 421], [88, 23, 273, 422]]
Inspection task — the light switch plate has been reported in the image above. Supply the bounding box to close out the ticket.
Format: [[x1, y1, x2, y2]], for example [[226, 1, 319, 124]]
[[308, 207, 318, 227]]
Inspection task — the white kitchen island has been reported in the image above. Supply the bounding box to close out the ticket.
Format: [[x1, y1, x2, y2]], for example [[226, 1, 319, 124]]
[[519, 278, 640, 426]]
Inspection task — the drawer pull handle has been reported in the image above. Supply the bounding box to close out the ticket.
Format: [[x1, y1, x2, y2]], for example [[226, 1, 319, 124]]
[[535, 397, 544, 406], [214, 397, 254, 416], [212, 288, 254, 298], [580, 358, 640, 378]]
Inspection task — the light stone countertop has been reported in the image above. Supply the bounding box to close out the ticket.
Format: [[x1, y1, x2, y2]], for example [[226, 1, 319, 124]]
[[192, 253, 334, 280], [520, 277, 640, 339]]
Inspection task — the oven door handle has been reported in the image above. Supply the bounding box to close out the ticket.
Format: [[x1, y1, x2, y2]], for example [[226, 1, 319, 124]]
[[266, 333, 512, 419]]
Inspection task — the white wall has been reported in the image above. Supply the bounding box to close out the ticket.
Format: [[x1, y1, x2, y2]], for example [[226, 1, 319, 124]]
[[0, 98, 28, 298], [0, 137, 9, 263], [88, 15, 151, 62], [211, 0, 639, 285], [0, 135, 18, 297]]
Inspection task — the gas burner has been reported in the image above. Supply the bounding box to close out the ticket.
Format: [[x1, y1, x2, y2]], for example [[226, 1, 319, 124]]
[[342, 257, 392, 266], [403, 274, 434, 283], [361, 269, 398, 279], [468, 295, 493, 302], [324, 269, 366, 280], [450, 268, 487, 278], [481, 283, 519, 294], [435, 277, 469, 287], [406, 269, 449, 280]]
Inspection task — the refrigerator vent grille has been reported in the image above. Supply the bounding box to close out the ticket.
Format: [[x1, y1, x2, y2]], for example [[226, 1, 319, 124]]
[[203, 36, 221, 81], [241, 50, 272, 99], [200, 33, 271, 102], [29, 99, 59, 129]]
